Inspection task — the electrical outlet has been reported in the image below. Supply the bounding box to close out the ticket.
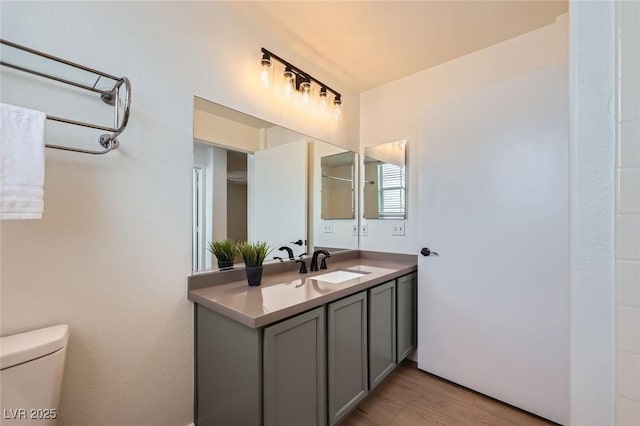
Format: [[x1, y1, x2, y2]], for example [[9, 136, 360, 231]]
[[361, 223, 368, 236], [323, 223, 333, 233], [352, 223, 358, 236], [392, 221, 405, 236]]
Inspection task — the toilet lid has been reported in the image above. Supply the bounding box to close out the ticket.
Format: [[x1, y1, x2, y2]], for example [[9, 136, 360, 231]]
[[0, 324, 69, 369]]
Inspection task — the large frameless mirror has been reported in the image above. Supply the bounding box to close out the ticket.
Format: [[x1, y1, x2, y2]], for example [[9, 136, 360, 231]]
[[363, 140, 407, 220], [192, 97, 359, 273]]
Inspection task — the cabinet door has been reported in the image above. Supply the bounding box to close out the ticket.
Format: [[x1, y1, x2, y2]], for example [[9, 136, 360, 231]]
[[397, 272, 417, 362], [368, 281, 396, 390], [196, 305, 262, 426], [263, 306, 326, 426], [328, 292, 368, 425]]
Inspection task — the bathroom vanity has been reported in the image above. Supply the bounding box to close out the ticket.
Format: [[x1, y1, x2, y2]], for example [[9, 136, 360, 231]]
[[188, 252, 417, 426]]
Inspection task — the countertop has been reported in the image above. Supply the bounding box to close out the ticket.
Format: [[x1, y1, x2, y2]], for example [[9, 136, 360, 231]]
[[188, 256, 417, 328]]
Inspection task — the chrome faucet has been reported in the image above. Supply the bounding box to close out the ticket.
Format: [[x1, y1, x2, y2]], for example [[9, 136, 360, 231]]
[[310, 250, 330, 272]]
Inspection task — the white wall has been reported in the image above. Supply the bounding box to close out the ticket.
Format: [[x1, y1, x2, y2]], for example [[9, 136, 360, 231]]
[[0, 2, 358, 426], [615, 1, 640, 425], [360, 15, 568, 254], [569, 1, 617, 425]]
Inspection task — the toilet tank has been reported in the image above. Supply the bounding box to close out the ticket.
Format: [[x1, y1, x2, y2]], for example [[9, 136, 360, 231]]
[[1, 325, 69, 425]]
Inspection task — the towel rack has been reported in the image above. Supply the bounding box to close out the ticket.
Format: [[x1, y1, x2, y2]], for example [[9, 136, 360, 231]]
[[0, 39, 131, 155], [322, 174, 353, 183]]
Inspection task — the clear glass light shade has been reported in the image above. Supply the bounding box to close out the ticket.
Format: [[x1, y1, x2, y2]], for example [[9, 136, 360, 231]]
[[333, 98, 343, 121], [260, 59, 271, 89], [300, 81, 311, 104], [319, 92, 328, 111], [284, 70, 294, 97]]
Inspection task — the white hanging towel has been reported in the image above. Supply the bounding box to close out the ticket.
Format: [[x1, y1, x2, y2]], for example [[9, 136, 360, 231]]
[[0, 103, 46, 220]]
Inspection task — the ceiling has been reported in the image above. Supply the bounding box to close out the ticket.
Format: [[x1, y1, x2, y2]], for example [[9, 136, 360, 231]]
[[231, 1, 568, 92]]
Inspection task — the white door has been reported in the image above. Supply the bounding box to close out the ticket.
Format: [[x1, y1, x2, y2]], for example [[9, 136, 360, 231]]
[[250, 140, 307, 256], [417, 66, 569, 424]]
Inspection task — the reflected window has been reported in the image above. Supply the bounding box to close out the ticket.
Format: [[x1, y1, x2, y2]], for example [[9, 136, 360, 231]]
[[363, 140, 407, 219], [377, 163, 405, 218]]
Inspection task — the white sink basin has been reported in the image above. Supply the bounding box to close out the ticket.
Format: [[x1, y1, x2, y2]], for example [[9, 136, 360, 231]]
[[312, 269, 368, 284]]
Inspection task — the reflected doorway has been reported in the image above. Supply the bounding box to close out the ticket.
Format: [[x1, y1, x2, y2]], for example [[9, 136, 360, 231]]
[[193, 142, 248, 270]]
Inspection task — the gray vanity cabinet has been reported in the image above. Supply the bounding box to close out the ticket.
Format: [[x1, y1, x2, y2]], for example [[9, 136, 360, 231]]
[[368, 280, 396, 390], [194, 269, 418, 426], [263, 306, 326, 426], [396, 272, 417, 362], [327, 291, 368, 425], [196, 305, 263, 426]]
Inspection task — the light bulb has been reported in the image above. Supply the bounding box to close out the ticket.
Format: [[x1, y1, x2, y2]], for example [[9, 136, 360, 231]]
[[260, 54, 271, 89], [300, 80, 311, 104], [319, 87, 328, 111], [284, 68, 294, 97], [333, 95, 343, 121]]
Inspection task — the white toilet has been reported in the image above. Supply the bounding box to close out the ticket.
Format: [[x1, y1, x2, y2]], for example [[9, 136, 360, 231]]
[[1, 325, 69, 425]]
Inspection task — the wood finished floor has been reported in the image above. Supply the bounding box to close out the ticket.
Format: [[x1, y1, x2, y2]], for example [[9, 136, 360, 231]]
[[341, 361, 556, 426]]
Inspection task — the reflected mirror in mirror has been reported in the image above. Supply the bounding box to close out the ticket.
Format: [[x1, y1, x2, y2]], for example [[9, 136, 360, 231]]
[[363, 140, 407, 219], [321, 151, 355, 219], [192, 97, 359, 273], [311, 145, 359, 253]]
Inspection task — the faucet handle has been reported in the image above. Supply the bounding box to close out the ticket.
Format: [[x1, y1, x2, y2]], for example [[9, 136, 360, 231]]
[[298, 252, 307, 258], [320, 257, 328, 269], [273, 256, 284, 262], [295, 259, 307, 274]]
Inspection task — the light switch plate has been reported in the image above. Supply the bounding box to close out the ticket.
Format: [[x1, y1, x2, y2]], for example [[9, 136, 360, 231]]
[[323, 223, 333, 233], [392, 221, 405, 236], [361, 223, 368, 236], [352, 223, 358, 235]]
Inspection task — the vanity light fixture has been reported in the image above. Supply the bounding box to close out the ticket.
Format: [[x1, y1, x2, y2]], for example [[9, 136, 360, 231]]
[[260, 47, 343, 121]]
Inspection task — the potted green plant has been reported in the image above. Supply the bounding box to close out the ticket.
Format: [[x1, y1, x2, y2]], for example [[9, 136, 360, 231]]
[[207, 239, 237, 270], [236, 241, 272, 286]]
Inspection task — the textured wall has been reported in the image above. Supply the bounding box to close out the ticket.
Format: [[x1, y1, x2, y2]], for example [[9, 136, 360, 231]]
[[0, 2, 358, 425], [569, 1, 616, 425]]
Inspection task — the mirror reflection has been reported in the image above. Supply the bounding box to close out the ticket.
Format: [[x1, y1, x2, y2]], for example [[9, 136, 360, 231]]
[[363, 140, 407, 219], [192, 97, 359, 272], [321, 151, 355, 220]]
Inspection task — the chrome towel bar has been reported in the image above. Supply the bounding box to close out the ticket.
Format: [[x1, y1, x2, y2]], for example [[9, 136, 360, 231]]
[[0, 39, 131, 154]]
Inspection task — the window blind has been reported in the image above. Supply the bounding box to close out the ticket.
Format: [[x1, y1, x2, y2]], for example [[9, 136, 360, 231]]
[[377, 163, 405, 217]]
